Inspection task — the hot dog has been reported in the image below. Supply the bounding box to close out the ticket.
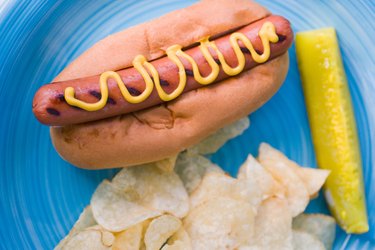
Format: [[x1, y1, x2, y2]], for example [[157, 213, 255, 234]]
[[33, 0, 292, 169], [33, 15, 292, 126]]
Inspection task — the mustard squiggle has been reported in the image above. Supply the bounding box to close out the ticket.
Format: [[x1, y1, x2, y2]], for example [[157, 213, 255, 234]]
[[64, 21, 279, 111]]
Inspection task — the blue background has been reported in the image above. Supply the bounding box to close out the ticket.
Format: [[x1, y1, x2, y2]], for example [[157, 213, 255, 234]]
[[0, 0, 374, 249]]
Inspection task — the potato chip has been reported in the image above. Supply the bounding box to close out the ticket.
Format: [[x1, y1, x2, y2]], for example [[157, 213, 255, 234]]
[[60, 226, 114, 250], [161, 241, 190, 250], [293, 213, 336, 250], [156, 155, 178, 172], [189, 172, 262, 209], [161, 241, 189, 250], [112, 223, 143, 250], [95, 226, 116, 247], [244, 197, 292, 250], [188, 117, 250, 155], [73, 206, 97, 231], [58, 140, 335, 249], [295, 168, 330, 198], [55, 206, 97, 249], [292, 230, 325, 250], [91, 180, 161, 232], [112, 164, 189, 218], [174, 152, 223, 194], [184, 197, 255, 249], [139, 220, 152, 250], [237, 154, 285, 199], [55, 234, 70, 249], [162, 227, 192, 250], [144, 215, 182, 250], [258, 144, 309, 217], [258, 143, 329, 197]]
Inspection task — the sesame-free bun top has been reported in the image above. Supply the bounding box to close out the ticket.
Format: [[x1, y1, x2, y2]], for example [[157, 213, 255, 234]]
[[50, 0, 289, 169]]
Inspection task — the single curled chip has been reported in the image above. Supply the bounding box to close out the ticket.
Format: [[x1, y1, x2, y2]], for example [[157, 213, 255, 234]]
[[184, 197, 255, 249], [91, 180, 161, 232], [144, 215, 182, 250], [112, 163, 189, 218], [258, 144, 310, 217]]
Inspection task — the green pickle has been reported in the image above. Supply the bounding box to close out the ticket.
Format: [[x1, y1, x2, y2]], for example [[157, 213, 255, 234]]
[[296, 28, 368, 233]]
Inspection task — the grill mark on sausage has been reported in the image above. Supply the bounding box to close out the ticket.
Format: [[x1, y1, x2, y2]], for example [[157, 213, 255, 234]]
[[56, 92, 97, 109], [160, 79, 169, 86], [185, 69, 193, 77], [126, 86, 142, 96], [56, 94, 65, 102], [240, 47, 250, 54], [277, 34, 287, 42], [151, 77, 169, 87], [89, 90, 116, 105], [255, 49, 263, 55], [89, 90, 101, 99], [240, 47, 263, 58], [214, 58, 221, 65], [47, 108, 60, 116], [107, 97, 116, 105]]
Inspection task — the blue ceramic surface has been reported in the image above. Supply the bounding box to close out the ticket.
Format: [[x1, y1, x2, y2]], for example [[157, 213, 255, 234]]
[[0, 0, 374, 249]]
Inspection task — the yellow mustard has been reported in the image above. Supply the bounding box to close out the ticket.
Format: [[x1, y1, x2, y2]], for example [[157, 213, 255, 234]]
[[64, 21, 278, 111]]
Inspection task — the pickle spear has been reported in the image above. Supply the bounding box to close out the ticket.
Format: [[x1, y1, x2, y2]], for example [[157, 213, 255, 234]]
[[295, 28, 368, 233]]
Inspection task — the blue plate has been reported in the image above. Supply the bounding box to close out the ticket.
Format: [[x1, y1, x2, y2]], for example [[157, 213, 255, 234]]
[[0, 0, 374, 249]]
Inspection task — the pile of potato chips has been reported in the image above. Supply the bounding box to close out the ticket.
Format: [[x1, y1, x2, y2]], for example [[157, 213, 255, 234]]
[[56, 118, 336, 250]]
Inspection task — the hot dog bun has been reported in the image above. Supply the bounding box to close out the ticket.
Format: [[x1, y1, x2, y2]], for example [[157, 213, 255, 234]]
[[51, 0, 289, 169]]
